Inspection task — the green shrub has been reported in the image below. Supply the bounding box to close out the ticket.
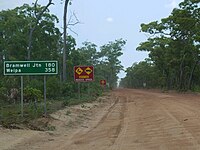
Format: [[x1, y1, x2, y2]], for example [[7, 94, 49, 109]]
[[47, 77, 61, 99], [1, 76, 19, 89], [61, 81, 76, 97], [0, 87, 8, 101], [192, 85, 200, 92], [24, 87, 43, 103], [28, 79, 43, 92]]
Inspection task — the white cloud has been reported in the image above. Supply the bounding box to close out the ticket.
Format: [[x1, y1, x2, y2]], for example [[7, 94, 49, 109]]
[[106, 17, 114, 23], [165, 0, 179, 9]]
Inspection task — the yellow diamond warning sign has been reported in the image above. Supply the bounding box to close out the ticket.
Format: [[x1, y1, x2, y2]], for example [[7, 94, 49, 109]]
[[74, 66, 94, 82], [75, 67, 83, 75], [85, 67, 92, 75]]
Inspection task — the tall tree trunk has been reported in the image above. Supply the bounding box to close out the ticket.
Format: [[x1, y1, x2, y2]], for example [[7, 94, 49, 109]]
[[27, 28, 35, 60], [179, 53, 186, 90], [63, 0, 70, 81], [188, 61, 198, 90], [163, 69, 170, 90], [27, 0, 53, 60]]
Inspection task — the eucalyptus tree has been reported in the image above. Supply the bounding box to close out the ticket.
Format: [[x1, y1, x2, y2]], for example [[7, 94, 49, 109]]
[[99, 39, 126, 89], [0, 2, 60, 61], [26, 0, 54, 60], [62, 0, 80, 81], [62, 0, 70, 81], [0, 9, 28, 79], [76, 42, 98, 66], [0, 9, 28, 61], [137, 0, 200, 90], [14, 4, 61, 61]]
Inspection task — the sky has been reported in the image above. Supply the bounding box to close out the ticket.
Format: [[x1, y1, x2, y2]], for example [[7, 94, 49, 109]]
[[0, 0, 183, 78]]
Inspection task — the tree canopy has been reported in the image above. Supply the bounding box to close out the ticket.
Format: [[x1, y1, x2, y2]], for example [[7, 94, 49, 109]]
[[121, 0, 200, 91]]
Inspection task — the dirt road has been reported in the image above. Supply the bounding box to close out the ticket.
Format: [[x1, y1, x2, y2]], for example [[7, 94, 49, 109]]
[[2, 89, 200, 150]]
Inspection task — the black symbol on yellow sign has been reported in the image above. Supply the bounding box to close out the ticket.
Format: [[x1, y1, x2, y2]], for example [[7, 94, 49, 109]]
[[85, 67, 92, 75], [76, 67, 83, 75]]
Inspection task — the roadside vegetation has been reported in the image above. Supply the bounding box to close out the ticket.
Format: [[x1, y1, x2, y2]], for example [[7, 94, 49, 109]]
[[120, 0, 200, 91], [0, 3, 125, 127]]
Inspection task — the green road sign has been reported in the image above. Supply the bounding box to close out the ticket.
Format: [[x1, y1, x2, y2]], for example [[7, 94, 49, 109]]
[[4, 61, 58, 75]]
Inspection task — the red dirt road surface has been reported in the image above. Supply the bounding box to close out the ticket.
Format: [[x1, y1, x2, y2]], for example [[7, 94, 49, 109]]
[[2, 89, 200, 150]]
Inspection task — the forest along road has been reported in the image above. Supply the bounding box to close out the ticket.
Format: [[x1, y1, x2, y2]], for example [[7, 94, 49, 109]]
[[5, 89, 200, 150]]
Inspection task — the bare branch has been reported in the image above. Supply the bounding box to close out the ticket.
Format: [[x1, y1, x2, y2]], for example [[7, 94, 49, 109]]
[[67, 27, 78, 36], [34, 0, 39, 9], [67, 11, 81, 27], [65, 11, 81, 36], [68, 22, 79, 26], [35, 0, 54, 24], [34, 0, 39, 7], [68, 12, 73, 24], [34, 0, 39, 17], [73, 11, 79, 23]]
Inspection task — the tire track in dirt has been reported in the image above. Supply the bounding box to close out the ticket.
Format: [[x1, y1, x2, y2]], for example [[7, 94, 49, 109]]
[[110, 96, 130, 150], [69, 95, 128, 149], [158, 97, 200, 149]]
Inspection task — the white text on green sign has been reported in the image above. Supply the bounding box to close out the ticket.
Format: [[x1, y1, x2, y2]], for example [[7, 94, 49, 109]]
[[4, 61, 58, 75]]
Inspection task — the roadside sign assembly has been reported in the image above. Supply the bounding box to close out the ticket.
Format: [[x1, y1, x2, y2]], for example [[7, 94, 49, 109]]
[[3, 60, 58, 117], [74, 66, 94, 82]]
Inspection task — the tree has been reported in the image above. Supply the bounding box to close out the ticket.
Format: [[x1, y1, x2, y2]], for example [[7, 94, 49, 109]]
[[13, 4, 61, 61], [136, 0, 200, 91], [98, 39, 126, 89], [77, 42, 98, 65], [62, 0, 70, 81], [26, 0, 54, 60], [0, 2, 60, 61], [62, 0, 80, 81], [0, 9, 27, 61]]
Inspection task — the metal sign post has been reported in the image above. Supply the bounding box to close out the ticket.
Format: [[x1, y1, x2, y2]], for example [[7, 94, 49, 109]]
[[44, 76, 47, 117], [88, 83, 90, 96], [21, 76, 24, 117], [78, 82, 80, 101], [100, 80, 106, 92]]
